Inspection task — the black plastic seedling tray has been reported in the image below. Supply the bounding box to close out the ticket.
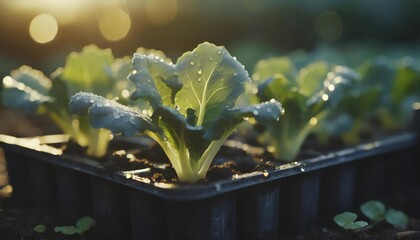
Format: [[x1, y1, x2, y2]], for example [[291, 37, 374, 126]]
[[0, 129, 419, 239]]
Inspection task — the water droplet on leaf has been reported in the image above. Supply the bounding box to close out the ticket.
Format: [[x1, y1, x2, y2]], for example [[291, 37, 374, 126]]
[[198, 77, 202, 82], [197, 68, 203, 76], [189, 61, 195, 66], [129, 117, 136, 124], [113, 112, 121, 119], [233, 72, 239, 77]]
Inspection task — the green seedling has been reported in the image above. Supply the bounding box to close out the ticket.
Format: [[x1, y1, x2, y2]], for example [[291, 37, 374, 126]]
[[69, 42, 283, 183]]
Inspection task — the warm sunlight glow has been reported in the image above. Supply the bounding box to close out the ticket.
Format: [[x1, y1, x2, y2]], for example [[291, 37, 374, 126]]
[[145, 0, 178, 26], [5, 0, 91, 24], [29, 14, 58, 44], [99, 9, 131, 42]]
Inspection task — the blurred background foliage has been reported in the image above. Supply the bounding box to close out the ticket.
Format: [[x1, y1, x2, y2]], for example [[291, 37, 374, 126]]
[[0, 0, 419, 77]]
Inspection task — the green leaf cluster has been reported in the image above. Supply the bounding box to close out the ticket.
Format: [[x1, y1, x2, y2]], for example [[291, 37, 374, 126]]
[[69, 42, 283, 183], [333, 212, 368, 230], [360, 200, 408, 229], [1, 45, 132, 157], [292, 47, 420, 145], [334, 200, 408, 231], [251, 57, 358, 161]]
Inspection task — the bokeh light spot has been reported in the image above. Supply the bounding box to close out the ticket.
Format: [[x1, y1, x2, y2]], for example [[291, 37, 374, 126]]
[[314, 11, 343, 41], [29, 14, 58, 44], [145, 0, 178, 26], [99, 9, 131, 42]]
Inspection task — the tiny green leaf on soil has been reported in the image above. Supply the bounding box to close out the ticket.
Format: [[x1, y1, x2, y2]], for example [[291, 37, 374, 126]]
[[360, 200, 386, 223], [385, 209, 408, 229], [33, 224, 46, 233], [334, 212, 368, 230]]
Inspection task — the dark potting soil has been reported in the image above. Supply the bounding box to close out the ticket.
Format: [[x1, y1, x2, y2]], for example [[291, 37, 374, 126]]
[[61, 139, 279, 184]]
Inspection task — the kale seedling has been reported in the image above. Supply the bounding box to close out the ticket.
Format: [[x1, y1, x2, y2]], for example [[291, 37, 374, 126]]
[[69, 42, 283, 183], [1, 45, 131, 157], [252, 57, 358, 161], [54, 216, 97, 235], [360, 200, 408, 229], [334, 200, 408, 231], [333, 212, 368, 230]]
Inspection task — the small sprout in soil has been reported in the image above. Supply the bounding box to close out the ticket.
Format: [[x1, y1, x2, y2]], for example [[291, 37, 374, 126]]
[[33, 224, 46, 233], [54, 216, 97, 235], [335, 200, 408, 231], [361, 200, 408, 229], [360, 200, 386, 223], [334, 212, 368, 230]]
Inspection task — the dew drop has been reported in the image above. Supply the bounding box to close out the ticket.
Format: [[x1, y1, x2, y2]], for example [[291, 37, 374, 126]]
[[97, 103, 103, 107], [256, 105, 261, 109], [197, 68, 203, 76], [129, 117, 137, 124], [225, 104, 230, 108], [209, 57, 213, 61], [252, 110, 259, 115], [217, 50, 222, 55], [104, 102, 111, 107], [233, 72, 239, 77], [89, 99, 95, 103], [147, 79, 151, 83], [266, 108, 273, 113], [189, 61, 195, 66], [220, 78, 224, 82], [75, 96, 81, 100], [233, 56, 237, 60], [113, 112, 121, 119], [198, 77, 202, 82]]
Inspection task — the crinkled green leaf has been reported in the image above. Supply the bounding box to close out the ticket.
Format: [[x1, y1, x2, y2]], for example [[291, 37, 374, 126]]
[[174, 42, 251, 126], [152, 106, 206, 162], [361, 200, 386, 222], [297, 61, 329, 96], [69, 92, 155, 136], [111, 57, 135, 102], [252, 57, 295, 82], [257, 74, 291, 102], [129, 51, 180, 108], [393, 59, 420, 104], [385, 209, 408, 229], [61, 45, 114, 96], [307, 66, 359, 110], [204, 100, 283, 140], [68, 92, 106, 116], [2, 66, 52, 113]]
